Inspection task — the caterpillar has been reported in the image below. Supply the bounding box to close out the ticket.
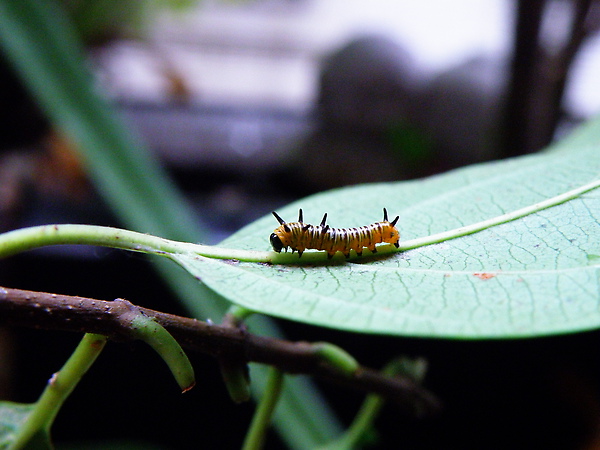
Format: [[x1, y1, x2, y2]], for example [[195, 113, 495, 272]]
[[270, 208, 400, 259]]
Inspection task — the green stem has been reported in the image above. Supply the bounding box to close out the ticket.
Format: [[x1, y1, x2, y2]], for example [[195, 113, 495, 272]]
[[242, 367, 284, 450], [312, 342, 359, 375], [219, 358, 251, 404], [11, 333, 107, 448], [226, 305, 256, 322], [399, 177, 600, 251], [318, 358, 428, 450], [0, 224, 197, 258], [0, 224, 270, 262], [219, 305, 253, 403], [0, 177, 598, 266], [328, 392, 384, 450], [129, 312, 196, 393]]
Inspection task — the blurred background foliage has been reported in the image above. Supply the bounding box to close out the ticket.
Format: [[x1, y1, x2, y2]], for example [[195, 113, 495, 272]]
[[2, 0, 600, 448]]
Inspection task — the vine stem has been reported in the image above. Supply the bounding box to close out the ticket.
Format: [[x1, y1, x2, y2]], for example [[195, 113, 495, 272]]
[[11, 333, 107, 448], [0, 178, 598, 265], [317, 358, 428, 450], [398, 177, 600, 251], [128, 311, 196, 393], [0, 223, 270, 262], [242, 367, 284, 450]]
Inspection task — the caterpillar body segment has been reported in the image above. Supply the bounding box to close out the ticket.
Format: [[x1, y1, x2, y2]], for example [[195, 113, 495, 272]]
[[270, 209, 400, 259]]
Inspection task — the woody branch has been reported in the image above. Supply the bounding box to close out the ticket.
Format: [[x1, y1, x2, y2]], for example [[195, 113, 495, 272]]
[[0, 286, 441, 417]]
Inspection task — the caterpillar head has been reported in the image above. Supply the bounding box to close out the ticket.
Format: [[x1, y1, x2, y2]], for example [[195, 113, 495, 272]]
[[382, 208, 400, 248], [270, 232, 284, 252], [270, 210, 294, 252], [382, 223, 401, 248]]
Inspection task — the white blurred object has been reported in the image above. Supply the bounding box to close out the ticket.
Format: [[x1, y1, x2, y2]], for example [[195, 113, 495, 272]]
[[95, 0, 600, 115], [96, 0, 513, 111]]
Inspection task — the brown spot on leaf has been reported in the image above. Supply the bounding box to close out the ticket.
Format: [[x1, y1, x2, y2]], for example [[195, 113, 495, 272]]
[[473, 272, 496, 280]]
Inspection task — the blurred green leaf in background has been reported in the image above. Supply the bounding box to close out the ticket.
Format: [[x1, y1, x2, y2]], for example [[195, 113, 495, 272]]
[[0, 0, 341, 447]]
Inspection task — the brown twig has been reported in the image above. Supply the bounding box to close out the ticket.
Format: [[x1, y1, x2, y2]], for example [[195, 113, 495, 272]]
[[0, 285, 441, 417]]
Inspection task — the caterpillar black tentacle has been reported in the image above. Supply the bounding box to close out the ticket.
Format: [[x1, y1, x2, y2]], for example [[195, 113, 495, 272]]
[[270, 208, 400, 259]]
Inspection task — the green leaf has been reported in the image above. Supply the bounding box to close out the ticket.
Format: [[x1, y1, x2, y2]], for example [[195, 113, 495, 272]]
[[173, 118, 600, 338], [128, 312, 196, 393], [0, 402, 51, 450], [0, 0, 203, 243]]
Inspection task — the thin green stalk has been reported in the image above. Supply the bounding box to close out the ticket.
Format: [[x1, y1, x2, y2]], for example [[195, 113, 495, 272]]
[[10, 333, 107, 449], [242, 367, 284, 450], [317, 358, 428, 450], [227, 305, 256, 322], [324, 392, 384, 450], [312, 343, 359, 375], [219, 305, 253, 403], [3, 176, 599, 266], [219, 359, 251, 404], [0, 224, 202, 259], [399, 177, 600, 251], [0, 224, 270, 262], [129, 313, 195, 393]]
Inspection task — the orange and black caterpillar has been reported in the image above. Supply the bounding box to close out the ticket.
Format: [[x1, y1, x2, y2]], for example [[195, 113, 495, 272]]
[[270, 208, 400, 259]]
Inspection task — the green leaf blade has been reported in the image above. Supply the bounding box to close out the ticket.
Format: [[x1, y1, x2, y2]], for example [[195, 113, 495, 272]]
[[179, 119, 600, 338], [0, 402, 51, 450]]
